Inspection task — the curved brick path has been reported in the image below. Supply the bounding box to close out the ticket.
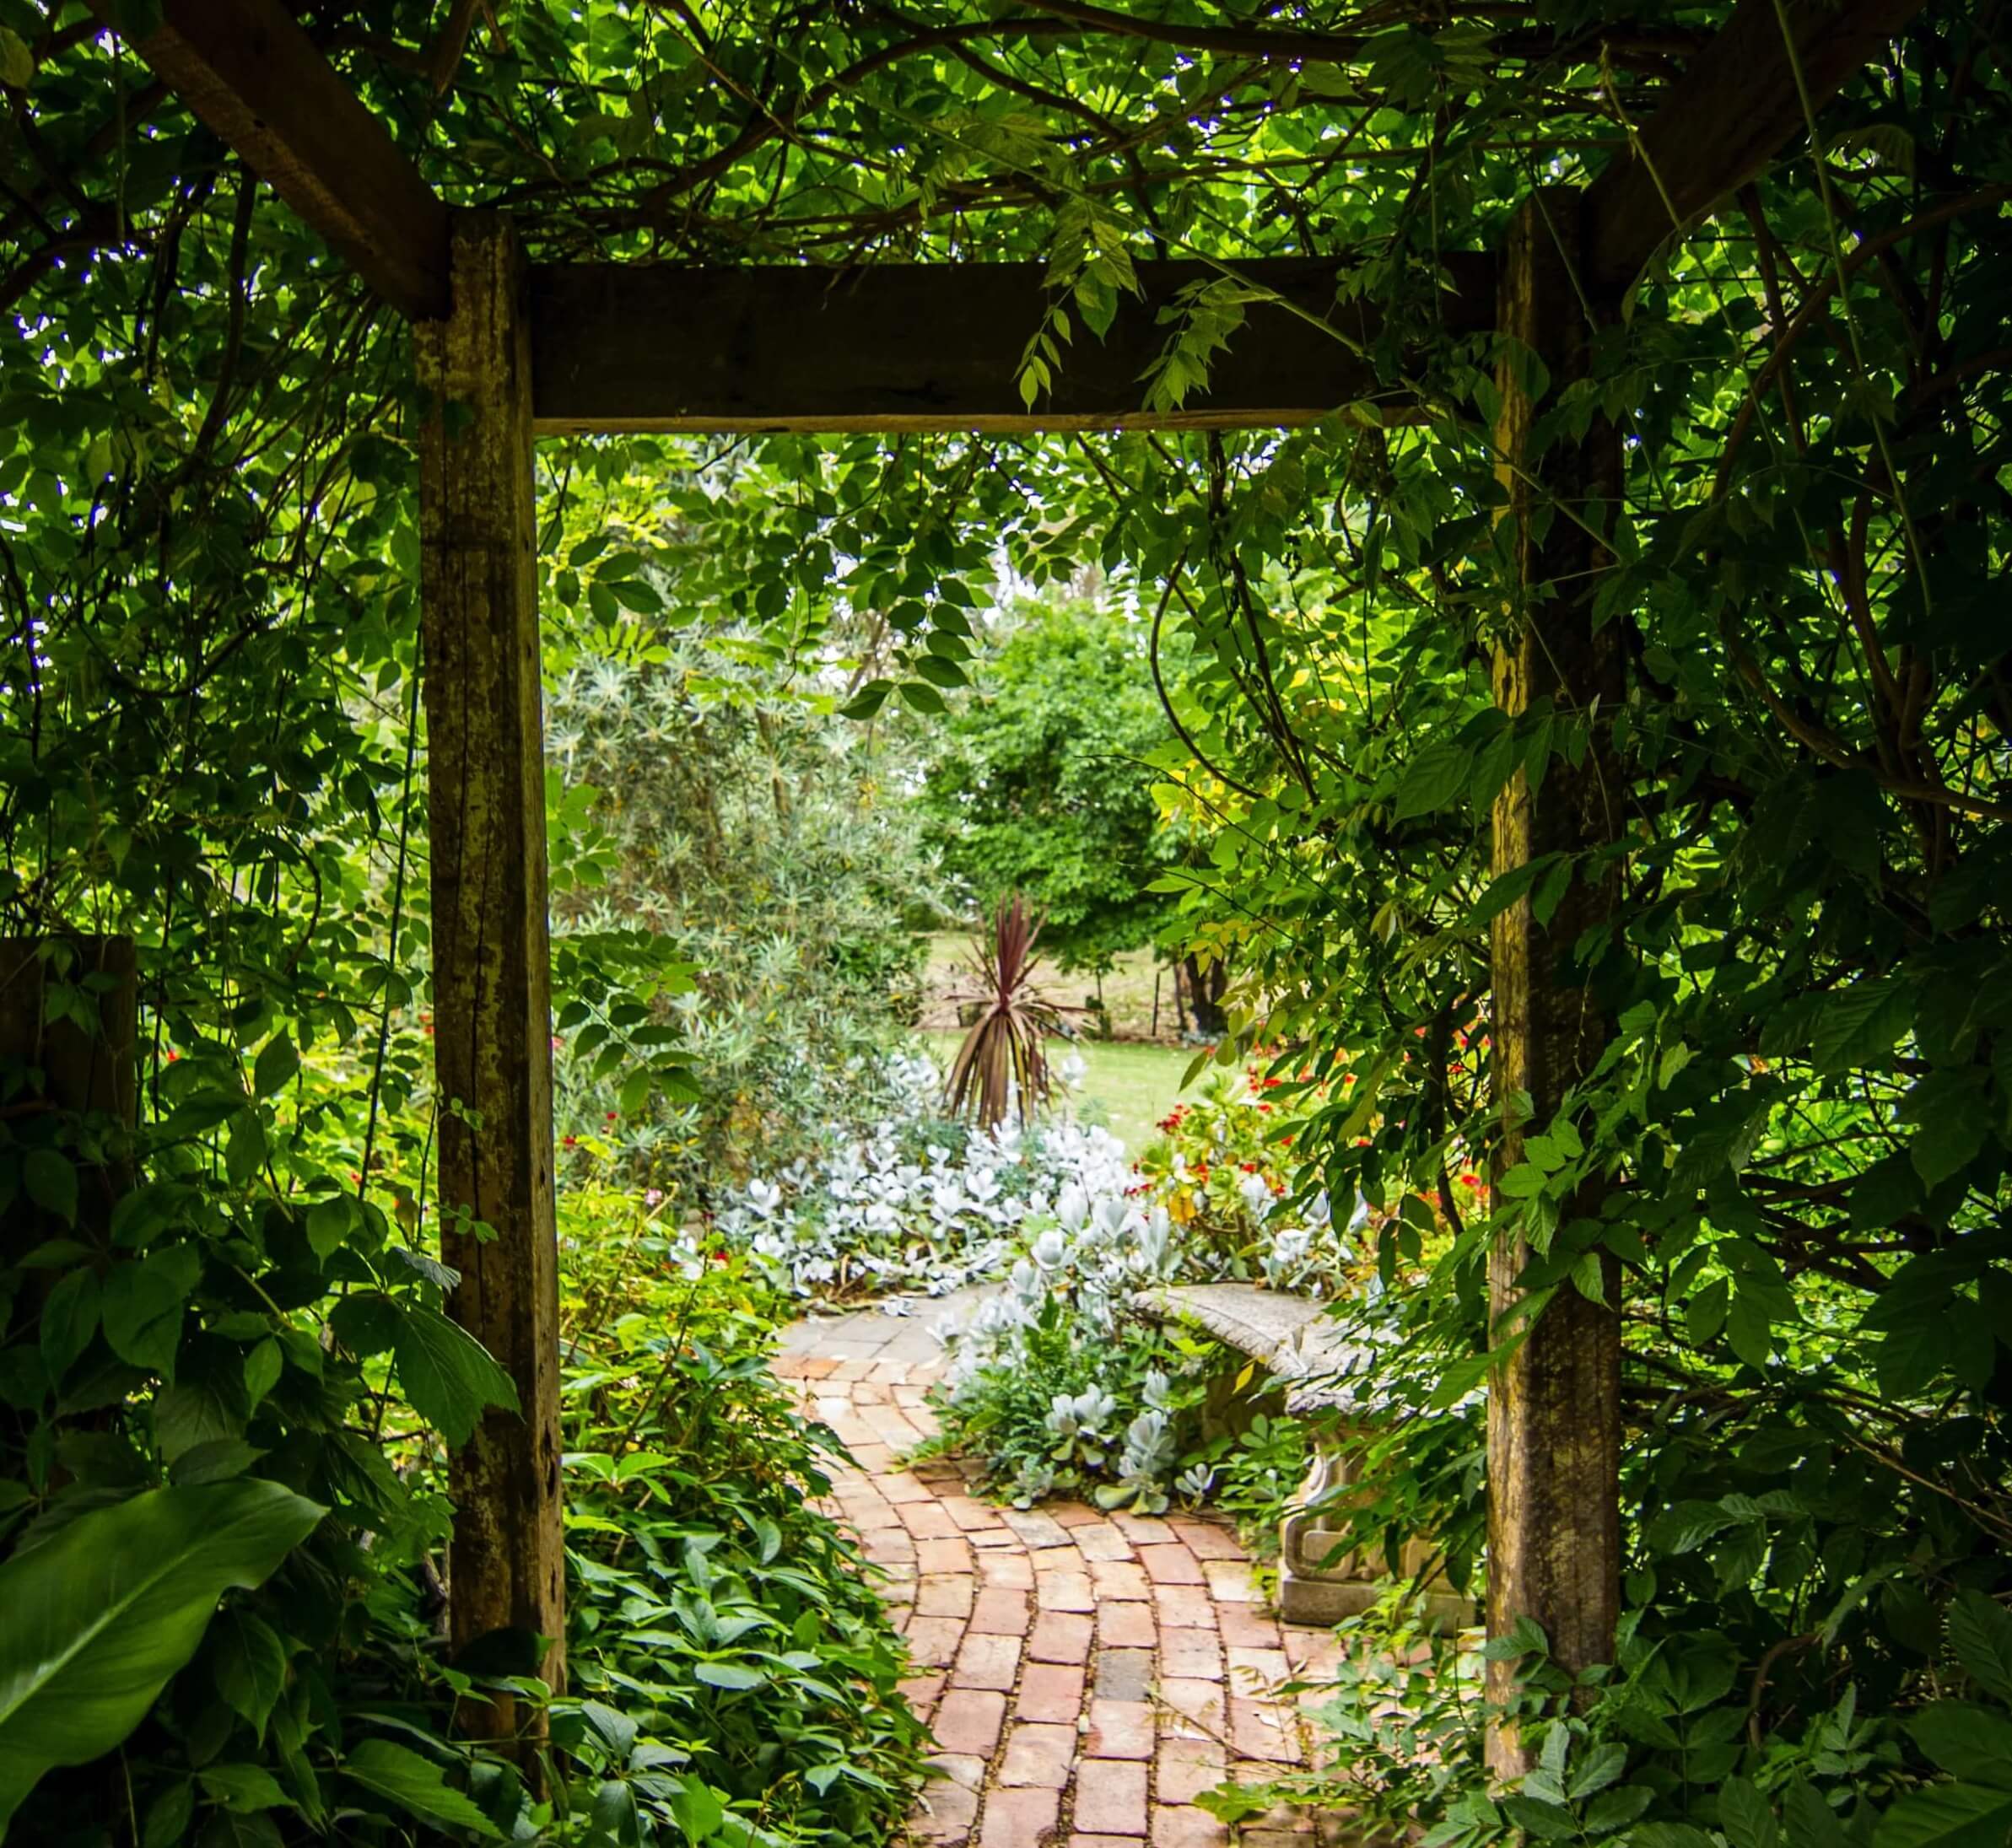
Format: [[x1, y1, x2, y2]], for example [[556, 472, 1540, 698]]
[[776, 1298, 1345, 1848]]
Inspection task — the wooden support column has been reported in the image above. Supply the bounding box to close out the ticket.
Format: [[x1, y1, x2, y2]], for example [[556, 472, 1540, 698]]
[[1485, 190, 1626, 1775], [0, 935, 138, 1245], [416, 212, 565, 1735]]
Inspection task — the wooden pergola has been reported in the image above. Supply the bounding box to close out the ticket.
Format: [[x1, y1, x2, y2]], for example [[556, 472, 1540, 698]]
[[88, 0, 1925, 1772]]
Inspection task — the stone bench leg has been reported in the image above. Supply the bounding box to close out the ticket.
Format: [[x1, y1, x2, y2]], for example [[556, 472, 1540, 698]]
[[1276, 1434, 1475, 1632]]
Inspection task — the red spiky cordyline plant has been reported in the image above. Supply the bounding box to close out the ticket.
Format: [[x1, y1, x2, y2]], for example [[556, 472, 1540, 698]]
[[944, 893, 1070, 1129]]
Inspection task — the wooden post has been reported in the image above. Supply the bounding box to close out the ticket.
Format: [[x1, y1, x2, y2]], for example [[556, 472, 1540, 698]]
[[1485, 190, 1626, 1775], [416, 211, 565, 1736], [0, 935, 138, 1243]]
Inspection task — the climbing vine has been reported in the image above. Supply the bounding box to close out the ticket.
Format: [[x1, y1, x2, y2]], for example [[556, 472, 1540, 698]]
[[2, 0, 2008, 1842]]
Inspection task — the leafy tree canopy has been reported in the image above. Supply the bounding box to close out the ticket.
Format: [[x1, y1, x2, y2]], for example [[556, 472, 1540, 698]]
[[923, 599, 1177, 972], [3, 0, 2009, 1842]]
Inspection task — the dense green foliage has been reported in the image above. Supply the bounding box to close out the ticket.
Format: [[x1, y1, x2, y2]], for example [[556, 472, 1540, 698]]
[[4, 0, 2009, 1843], [925, 1069, 1341, 1517], [554, 1201, 926, 1844], [922, 602, 1176, 972], [545, 623, 936, 1195]]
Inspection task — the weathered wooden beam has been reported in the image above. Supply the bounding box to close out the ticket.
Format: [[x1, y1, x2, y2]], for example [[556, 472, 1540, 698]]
[[0, 935, 138, 1245], [527, 256, 1497, 434], [83, 0, 450, 320], [1583, 0, 1931, 294], [416, 213, 565, 1742], [1484, 191, 1626, 1776]]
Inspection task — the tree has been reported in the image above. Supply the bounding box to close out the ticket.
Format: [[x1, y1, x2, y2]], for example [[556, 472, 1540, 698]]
[[544, 617, 943, 1188], [923, 601, 1177, 974]]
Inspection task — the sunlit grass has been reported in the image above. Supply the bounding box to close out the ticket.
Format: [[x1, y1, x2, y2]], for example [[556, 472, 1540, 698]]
[[920, 1031, 1197, 1155]]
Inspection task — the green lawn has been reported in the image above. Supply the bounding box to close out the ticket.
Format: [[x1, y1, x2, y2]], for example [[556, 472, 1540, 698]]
[[921, 1032, 1197, 1155], [920, 931, 1184, 1040]]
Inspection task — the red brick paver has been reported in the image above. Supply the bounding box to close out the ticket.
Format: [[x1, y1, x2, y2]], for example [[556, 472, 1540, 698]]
[[775, 1342, 1319, 1846]]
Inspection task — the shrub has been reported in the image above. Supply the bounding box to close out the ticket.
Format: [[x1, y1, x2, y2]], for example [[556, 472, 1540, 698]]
[[709, 1049, 1119, 1304], [553, 1188, 927, 1845], [928, 1068, 1367, 1514]]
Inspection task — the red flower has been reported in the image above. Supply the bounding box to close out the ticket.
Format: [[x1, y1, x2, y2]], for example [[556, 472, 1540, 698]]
[[564, 1134, 579, 1148], [605, 1111, 618, 1122]]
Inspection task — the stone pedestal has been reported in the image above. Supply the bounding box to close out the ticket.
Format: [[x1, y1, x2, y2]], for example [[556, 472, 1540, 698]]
[[1128, 1283, 1477, 1632], [1277, 1437, 1475, 1632]]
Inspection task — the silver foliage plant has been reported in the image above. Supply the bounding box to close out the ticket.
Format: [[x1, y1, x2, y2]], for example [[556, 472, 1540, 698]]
[[932, 1135, 1362, 1512], [709, 1050, 1123, 1301]]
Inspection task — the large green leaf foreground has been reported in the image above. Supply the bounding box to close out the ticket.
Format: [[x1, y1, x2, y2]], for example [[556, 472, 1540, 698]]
[[0, 1480, 324, 1837]]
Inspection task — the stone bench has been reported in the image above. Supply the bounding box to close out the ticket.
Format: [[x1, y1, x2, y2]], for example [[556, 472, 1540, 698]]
[[1130, 1282, 1474, 1631]]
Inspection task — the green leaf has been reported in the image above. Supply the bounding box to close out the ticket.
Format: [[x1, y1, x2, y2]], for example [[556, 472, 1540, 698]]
[[198, 1811, 283, 1848], [154, 1379, 244, 1463], [910, 654, 968, 690], [669, 1776, 724, 1843], [1726, 1290, 1774, 1368], [1874, 1784, 2012, 1848], [592, 1778, 640, 1846], [1502, 1795, 1579, 1840], [342, 1740, 503, 1840], [1648, 1500, 1738, 1554], [1565, 1741, 1628, 1800], [693, 1661, 763, 1689], [391, 1304, 519, 1447], [141, 1781, 193, 1848], [329, 1291, 401, 1360], [1907, 1704, 2012, 1789], [1902, 1069, 1993, 1186], [0, 1481, 323, 1833], [100, 1258, 190, 1378], [1686, 1277, 1729, 1345], [837, 679, 890, 721], [1394, 741, 1474, 821], [23, 1150, 78, 1227], [896, 680, 947, 715], [1812, 979, 1912, 1074], [1781, 1778, 1844, 1848], [1719, 1776, 1779, 1848], [1949, 1591, 2012, 1703], [169, 1440, 266, 1486], [1425, 1351, 1492, 1412], [209, 1612, 289, 1743], [197, 1764, 290, 1813], [39, 1266, 100, 1382], [0, 26, 36, 89], [304, 1195, 358, 1260], [1583, 1785, 1653, 1834], [251, 1035, 299, 1101], [243, 1339, 282, 1411], [1464, 855, 1554, 929]]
